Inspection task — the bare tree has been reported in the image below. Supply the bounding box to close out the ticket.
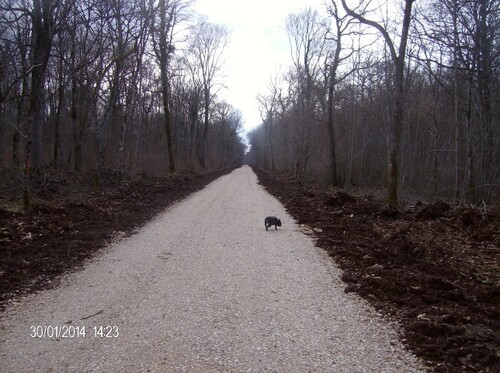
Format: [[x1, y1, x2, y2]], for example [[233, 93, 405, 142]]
[[412, 0, 499, 202], [0, 0, 245, 192], [340, 0, 416, 206], [27, 0, 72, 170], [286, 7, 329, 180], [186, 20, 229, 169], [0, 4, 31, 168], [209, 101, 244, 168], [248, 2, 497, 203], [324, 1, 354, 186], [1, 0, 72, 207], [257, 75, 281, 171], [151, 0, 189, 174], [108, 0, 152, 178]]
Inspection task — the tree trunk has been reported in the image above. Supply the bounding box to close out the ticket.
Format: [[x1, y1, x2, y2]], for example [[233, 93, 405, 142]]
[[12, 131, 20, 167], [477, 0, 493, 199], [23, 0, 54, 209], [27, 0, 53, 169], [71, 77, 81, 172], [341, 0, 414, 207], [387, 58, 404, 206], [53, 63, 65, 168], [267, 114, 275, 171], [452, 0, 461, 199], [325, 6, 343, 187], [201, 86, 210, 169], [162, 80, 176, 174], [156, 0, 176, 175], [326, 78, 338, 186], [188, 90, 199, 169]]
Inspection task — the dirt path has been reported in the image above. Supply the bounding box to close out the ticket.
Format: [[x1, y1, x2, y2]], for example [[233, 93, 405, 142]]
[[0, 166, 426, 372]]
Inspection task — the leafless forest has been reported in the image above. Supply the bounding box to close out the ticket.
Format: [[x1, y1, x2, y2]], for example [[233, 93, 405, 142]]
[[0, 2, 499, 370], [0, 0, 498, 207], [0, 0, 245, 193], [247, 0, 499, 205]]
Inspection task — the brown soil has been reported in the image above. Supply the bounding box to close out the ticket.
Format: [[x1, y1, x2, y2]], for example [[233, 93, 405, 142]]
[[253, 167, 499, 373], [0, 168, 233, 311]]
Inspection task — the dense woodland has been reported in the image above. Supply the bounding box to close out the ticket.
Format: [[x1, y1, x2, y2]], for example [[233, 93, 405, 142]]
[[0, 0, 245, 185], [247, 0, 499, 204], [0, 0, 498, 207]]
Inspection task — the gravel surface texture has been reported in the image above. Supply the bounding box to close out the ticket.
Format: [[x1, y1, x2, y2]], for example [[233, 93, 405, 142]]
[[0, 166, 427, 372]]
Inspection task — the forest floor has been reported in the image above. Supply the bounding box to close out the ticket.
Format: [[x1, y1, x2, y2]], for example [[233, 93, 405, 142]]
[[253, 167, 499, 373], [0, 167, 233, 311]]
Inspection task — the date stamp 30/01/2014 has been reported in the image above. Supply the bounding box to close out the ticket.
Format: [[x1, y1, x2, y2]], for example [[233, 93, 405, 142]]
[[29, 325, 119, 339]]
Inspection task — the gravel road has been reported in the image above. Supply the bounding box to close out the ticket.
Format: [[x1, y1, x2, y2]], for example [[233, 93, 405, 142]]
[[0, 166, 426, 372]]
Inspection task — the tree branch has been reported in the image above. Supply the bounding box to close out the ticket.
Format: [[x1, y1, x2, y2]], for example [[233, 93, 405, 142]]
[[339, 0, 397, 62]]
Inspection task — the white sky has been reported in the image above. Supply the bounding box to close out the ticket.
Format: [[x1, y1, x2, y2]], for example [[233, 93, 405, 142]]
[[192, 0, 328, 133]]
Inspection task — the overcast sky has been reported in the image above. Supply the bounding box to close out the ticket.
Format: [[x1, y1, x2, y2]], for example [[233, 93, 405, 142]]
[[192, 0, 328, 133]]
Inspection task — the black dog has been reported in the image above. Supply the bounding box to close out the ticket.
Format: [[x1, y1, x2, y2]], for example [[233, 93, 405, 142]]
[[265, 216, 282, 231]]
